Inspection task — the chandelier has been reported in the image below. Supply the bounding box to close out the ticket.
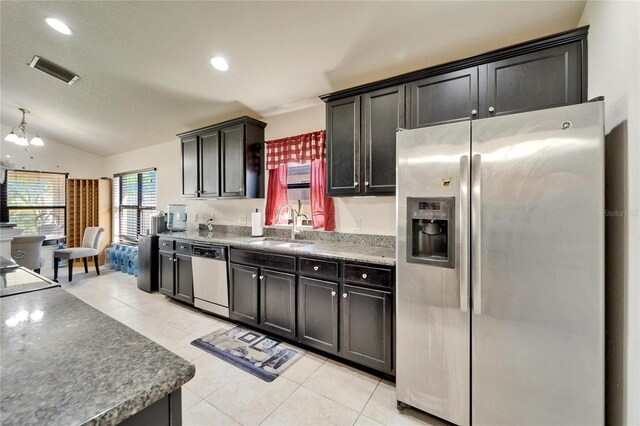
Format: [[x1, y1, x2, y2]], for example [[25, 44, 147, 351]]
[[4, 108, 44, 146]]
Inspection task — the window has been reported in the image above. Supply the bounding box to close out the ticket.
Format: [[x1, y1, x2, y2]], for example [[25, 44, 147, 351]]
[[283, 163, 311, 225], [4, 170, 67, 235], [113, 169, 156, 242]]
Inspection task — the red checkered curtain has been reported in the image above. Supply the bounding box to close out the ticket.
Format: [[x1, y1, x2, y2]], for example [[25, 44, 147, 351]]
[[265, 130, 326, 169]]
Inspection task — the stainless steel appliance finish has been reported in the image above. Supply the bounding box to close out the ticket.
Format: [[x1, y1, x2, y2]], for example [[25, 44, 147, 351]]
[[396, 102, 604, 425], [191, 244, 229, 318]]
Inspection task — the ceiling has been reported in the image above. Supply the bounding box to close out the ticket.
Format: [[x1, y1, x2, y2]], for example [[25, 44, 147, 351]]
[[1, 1, 586, 156]]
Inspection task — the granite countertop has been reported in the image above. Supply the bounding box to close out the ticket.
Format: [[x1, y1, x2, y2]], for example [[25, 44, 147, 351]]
[[0, 287, 195, 426], [161, 230, 397, 266]]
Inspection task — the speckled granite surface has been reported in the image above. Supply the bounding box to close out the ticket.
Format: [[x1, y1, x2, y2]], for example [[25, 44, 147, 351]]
[[0, 287, 195, 426], [163, 227, 396, 266]]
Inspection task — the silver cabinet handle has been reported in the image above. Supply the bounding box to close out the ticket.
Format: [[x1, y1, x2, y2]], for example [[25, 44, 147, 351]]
[[459, 155, 470, 313], [180, 245, 185, 249], [342, 293, 348, 298], [361, 273, 367, 279], [354, 181, 359, 186], [471, 154, 482, 315], [251, 273, 257, 278], [239, 185, 244, 192], [173, 258, 177, 263], [471, 109, 477, 116], [313, 266, 319, 271], [488, 106, 495, 113], [364, 181, 369, 186], [331, 291, 336, 297], [259, 275, 264, 280]]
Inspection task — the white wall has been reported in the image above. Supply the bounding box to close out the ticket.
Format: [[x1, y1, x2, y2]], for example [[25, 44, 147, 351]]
[[103, 104, 398, 235], [1, 123, 105, 178], [579, 2, 640, 425]]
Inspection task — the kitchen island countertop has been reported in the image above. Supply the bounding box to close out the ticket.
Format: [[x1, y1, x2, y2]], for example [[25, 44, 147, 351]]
[[0, 286, 194, 425]]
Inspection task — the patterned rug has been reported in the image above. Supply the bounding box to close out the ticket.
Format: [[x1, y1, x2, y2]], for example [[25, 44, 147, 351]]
[[191, 325, 303, 382]]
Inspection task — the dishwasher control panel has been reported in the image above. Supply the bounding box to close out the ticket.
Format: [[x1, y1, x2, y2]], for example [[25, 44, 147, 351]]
[[192, 245, 227, 261]]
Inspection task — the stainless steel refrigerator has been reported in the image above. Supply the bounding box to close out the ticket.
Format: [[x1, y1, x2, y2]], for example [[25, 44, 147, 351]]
[[395, 101, 604, 425]]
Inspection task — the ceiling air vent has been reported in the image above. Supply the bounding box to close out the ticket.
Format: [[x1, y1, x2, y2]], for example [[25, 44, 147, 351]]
[[29, 56, 79, 85]]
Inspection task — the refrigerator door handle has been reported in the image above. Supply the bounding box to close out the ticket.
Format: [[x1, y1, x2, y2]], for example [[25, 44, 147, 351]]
[[459, 155, 470, 312], [471, 153, 482, 315]]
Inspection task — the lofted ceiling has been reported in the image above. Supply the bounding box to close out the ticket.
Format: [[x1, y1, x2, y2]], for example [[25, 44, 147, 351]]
[[1, 1, 586, 156]]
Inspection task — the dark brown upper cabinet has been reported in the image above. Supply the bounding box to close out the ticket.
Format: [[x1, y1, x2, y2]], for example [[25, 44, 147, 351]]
[[322, 27, 588, 194], [177, 116, 266, 199], [326, 86, 404, 197]]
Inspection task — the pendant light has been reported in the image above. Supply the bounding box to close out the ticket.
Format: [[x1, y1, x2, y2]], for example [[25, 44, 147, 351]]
[[4, 108, 44, 147]]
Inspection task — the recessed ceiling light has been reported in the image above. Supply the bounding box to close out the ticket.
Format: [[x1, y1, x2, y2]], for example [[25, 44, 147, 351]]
[[210, 56, 229, 71], [46, 18, 72, 35], [6, 155, 11, 158]]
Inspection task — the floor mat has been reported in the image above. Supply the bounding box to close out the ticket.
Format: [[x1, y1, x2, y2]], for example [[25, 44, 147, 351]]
[[191, 325, 303, 382]]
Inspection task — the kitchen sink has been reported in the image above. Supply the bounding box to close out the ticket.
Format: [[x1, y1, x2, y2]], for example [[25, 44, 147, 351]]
[[277, 242, 312, 248], [248, 240, 286, 247]]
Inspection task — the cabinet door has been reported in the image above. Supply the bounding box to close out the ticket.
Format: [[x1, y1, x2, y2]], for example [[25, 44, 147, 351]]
[[298, 277, 339, 354], [158, 250, 175, 297], [220, 124, 245, 197], [409, 67, 480, 128], [199, 130, 220, 198], [485, 42, 583, 117], [326, 96, 361, 196], [174, 254, 193, 305], [181, 136, 199, 197], [363, 86, 405, 194], [259, 269, 296, 339], [229, 263, 259, 324], [341, 284, 393, 373]]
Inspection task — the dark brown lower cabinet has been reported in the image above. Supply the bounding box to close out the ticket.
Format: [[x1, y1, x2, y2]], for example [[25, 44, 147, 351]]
[[174, 254, 193, 304], [341, 284, 393, 373], [298, 277, 339, 354], [158, 250, 175, 297], [229, 263, 259, 324], [259, 269, 296, 339]]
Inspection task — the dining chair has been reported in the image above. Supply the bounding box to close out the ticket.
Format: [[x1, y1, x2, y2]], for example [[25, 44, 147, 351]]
[[10, 235, 46, 273], [53, 227, 104, 282]]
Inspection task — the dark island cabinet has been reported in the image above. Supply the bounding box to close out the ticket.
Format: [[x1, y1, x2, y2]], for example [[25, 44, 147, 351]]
[[178, 116, 266, 199], [341, 284, 393, 374], [298, 277, 339, 354], [326, 96, 360, 196], [409, 67, 481, 128], [485, 42, 583, 117], [229, 263, 259, 324], [157, 240, 194, 306], [259, 269, 296, 339]]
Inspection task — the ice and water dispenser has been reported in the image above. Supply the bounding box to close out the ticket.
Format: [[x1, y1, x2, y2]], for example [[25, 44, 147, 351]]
[[406, 197, 455, 268]]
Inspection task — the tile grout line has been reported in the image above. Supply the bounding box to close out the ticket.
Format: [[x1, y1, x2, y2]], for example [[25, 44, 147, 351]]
[[257, 379, 301, 425]]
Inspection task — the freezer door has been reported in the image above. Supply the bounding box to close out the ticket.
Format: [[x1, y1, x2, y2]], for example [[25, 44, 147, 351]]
[[471, 102, 604, 425], [396, 122, 470, 426]]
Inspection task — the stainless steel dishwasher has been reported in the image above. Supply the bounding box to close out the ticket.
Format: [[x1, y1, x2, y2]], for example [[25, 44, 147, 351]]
[[191, 244, 229, 318]]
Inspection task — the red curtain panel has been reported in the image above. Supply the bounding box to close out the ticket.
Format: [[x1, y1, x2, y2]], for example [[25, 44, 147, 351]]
[[310, 159, 335, 231], [264, 165, 289, 225]]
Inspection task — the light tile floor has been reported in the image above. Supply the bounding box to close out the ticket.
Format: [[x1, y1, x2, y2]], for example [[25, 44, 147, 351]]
[[52, 268, 447, 426]]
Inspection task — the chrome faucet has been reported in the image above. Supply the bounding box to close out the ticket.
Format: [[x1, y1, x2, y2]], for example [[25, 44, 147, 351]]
[[276, 204, 300, 240]]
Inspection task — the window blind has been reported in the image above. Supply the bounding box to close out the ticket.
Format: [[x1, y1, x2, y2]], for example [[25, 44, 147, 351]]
[[5, 170, 67, 235], [113, 169, 156, 242]]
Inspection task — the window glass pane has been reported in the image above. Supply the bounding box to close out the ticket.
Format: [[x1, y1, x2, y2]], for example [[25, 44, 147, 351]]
[[113, 169, 156, 242], [6, 171, 66, 235], [288, 163, 311, 185]]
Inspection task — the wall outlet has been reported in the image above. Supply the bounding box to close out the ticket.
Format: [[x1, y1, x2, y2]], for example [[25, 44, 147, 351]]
[[239, 213, 247, 224], [353, 218, 361, 231]]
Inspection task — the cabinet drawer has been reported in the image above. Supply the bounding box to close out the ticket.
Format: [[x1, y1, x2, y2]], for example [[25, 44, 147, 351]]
[[299, 257, 339, 280], [230, 248, 296, 272], [344, 264, 392, 288], [159, 238, 175, 251], [175, 241, 192, 255]]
